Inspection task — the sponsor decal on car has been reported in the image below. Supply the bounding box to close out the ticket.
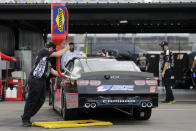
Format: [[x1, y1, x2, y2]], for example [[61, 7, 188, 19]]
[[102, 99, 136, 103], [134, 80, 146, 85], [110, 75, 120, 79], [97, 85, 111, 92], [97, 85, 134, 92]]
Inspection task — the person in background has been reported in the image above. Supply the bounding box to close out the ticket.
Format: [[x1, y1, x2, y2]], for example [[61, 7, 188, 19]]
[[191, 55, 196, 71], [21, 42, 69, 127], [97, 49, 109, 57], [61, 42, 80, 71], [160, 41, 175, 104], [136, 53, 149, 72], [190, 55, 196, 86], [101, 49, 107, 56]]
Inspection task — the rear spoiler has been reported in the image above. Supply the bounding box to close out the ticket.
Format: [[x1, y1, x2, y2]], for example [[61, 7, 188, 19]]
[[81, 71, 154, 78]]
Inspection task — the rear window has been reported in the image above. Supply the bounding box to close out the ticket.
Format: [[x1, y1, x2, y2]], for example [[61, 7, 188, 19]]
[[80, 59, 140, 72]]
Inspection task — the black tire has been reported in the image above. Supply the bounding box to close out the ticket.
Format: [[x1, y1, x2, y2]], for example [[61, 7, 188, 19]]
[[51, 89, 55, 111], [0, 84, 5, 101], [133, 108, 152, 120], [49, 82, 53, 106], [48, 80, 55, 111], [61, 91, 78, 120], [62, 107, 79, 120]]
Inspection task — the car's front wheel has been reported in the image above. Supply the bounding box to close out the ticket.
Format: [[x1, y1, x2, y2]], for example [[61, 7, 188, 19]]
[[49, 81, 53, 106], [133, 107, 152, 120]]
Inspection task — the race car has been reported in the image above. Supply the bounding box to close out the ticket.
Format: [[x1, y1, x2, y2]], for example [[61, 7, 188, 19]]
[[49, 57, 158, 120]]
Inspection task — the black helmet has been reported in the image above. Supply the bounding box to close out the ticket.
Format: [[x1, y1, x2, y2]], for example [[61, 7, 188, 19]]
[[160, 41, 168, 47], [46, 42, 56, 50]]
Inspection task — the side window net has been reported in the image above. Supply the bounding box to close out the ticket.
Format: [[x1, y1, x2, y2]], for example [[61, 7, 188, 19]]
[[65, 61, 74, 75]]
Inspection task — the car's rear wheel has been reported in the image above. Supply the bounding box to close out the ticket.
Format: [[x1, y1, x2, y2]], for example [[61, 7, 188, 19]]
[[52, 94, 55, 111], [133, 107, 152, 120], [62, 106, 78, 120], [49, 84, 55, 111], [61, 91, 78, 120], [49, 81, 53, 106]]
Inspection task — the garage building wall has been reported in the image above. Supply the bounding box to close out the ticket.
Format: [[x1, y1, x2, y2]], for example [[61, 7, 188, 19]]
[[19, 29, 44, 65], [0, 26, 15, 56], [18, 29, 44, 77]]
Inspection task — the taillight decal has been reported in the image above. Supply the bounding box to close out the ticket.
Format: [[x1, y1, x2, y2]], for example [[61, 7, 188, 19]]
[[90, 80, 101, 86], [134, 80, 146, 86], [77, 80, 89, 86], [146, 80, 158, 85]]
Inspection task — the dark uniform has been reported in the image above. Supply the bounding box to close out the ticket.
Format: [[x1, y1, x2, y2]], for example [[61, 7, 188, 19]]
[[21, 48, 53, 123], [137, 55, 149, 72], [162, 49, 175, 102]]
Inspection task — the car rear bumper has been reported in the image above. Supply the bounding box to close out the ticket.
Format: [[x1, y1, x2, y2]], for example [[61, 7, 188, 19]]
[[78, 93, 158, 109]]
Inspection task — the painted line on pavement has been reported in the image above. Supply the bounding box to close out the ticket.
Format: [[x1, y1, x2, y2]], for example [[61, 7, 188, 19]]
[[153, 108, 196, 111], [1, 106, 196, 111]]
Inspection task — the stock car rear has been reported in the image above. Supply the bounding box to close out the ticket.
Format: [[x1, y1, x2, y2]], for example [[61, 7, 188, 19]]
[[50, 57, 158, 120]]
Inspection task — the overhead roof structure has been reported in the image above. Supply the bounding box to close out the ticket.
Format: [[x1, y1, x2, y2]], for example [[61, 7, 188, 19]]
[[1, 3, 196, 33]]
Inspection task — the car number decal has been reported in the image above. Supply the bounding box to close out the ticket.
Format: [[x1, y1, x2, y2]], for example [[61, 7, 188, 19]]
[[66, 93, 78, 109]]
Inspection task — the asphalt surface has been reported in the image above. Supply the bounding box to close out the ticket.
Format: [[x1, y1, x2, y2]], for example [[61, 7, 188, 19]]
[[0, 101, 196, 131]]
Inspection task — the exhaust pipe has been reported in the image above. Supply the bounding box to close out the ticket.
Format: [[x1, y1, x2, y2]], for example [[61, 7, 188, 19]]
[[91, 103, 97, 108], [147, 102, 153, 108], [84, 103, 91, 108], [141, 102, 147, 108]]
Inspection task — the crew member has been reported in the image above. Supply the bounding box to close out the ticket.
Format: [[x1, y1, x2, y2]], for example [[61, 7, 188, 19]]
[[191, 55, 196, 71], [136, 53, 149, 72], [61, 42, 79, 71], [21, 42, 69, 127], [190, 55, 196, 85], [160, 41, 175, 104]]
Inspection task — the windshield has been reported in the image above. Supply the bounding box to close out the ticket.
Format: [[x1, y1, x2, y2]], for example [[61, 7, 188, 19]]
[[80, 58, 140, 72]]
